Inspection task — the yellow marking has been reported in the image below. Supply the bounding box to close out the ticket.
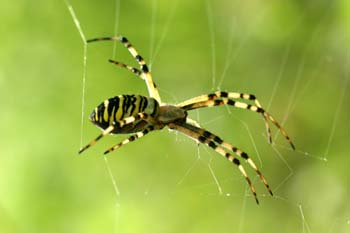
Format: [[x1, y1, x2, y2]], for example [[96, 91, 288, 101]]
[[255, 99, 263, 107], [208, 101, 215, 107], [247, 158, 258, 170], [115, 97, 124, 121], [236, 149, 243, 156], [235, 102, 248, 109], [250, 105, 258, 111], [103, 125, 114, 135], [136, 132, 144, 137], [124, 116, 136, 124], [103, 100, 109, 122], [238, 165, 248, 177], [214, 146, 235, 161], [243, 94, 250, 99], [222, 142, 231, 150], [227, 154, 234, 162], [228, 92, 240, 98], [109, 105, 115, 125], [128, 47, 138, 57], [94, 108, 98, 121]]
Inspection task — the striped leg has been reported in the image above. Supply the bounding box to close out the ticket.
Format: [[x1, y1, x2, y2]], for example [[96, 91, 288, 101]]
[[176, 122, 273, 196], [168, 122, 260, 204], [87, 36, 161, 103], [108, 59, 142, 77], [180, 96, 295, 150], [104, 126, 155, 155], [177, 91, 272, 143], [79, 113, 152, 154]]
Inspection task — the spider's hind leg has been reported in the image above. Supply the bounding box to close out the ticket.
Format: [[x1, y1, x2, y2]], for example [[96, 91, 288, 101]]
[[168, 121, 274, 204], [178, 91, 295, 150]]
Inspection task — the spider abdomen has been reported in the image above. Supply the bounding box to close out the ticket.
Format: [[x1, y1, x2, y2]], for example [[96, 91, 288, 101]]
[[90, 94, 159, 133]]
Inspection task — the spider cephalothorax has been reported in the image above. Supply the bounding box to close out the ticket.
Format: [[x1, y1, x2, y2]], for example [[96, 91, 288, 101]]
[[79, 36, 295, 204]]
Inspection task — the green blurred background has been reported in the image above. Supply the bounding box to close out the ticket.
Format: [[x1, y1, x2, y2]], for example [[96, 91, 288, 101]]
[[1, 0, 349, 232]]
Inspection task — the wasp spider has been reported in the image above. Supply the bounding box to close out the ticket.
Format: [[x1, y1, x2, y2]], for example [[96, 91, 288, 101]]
[[79, 36, 295, 204]]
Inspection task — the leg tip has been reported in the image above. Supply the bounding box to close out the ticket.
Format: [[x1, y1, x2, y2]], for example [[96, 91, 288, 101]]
[[291, 143, 296, 151], [103, 150, 111, 155]]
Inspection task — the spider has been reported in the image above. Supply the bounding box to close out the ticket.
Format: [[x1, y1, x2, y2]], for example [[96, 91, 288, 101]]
[[79, 35, 295, 204]]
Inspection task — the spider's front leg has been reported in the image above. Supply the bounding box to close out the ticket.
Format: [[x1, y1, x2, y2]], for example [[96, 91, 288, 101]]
[[86, 36, 161, 103], [104, 125, 156, 155], [79, 113, 152, 154]]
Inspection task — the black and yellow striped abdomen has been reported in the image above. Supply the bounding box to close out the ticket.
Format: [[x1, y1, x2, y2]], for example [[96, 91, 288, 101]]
[[90, 95, 159, 133]]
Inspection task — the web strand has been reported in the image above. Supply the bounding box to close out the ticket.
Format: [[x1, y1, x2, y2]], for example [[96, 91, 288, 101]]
[[112, 0, 121, 59], [205, 0, 216, 90], [149, 0, 157, 69], [64, 0, 87, 148], [149, 0, 178, 69]]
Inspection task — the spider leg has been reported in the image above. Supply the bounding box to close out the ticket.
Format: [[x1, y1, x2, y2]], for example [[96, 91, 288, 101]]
[[104, 126, 155, 155], [177, 91, 272, 144], [79, 113, 151, 154], [108, 59, 142, 77], [180, 97, 295, 150], [87, 36, 161, 103], [175, 122, 273, 196], [168, 122, 260, 204]]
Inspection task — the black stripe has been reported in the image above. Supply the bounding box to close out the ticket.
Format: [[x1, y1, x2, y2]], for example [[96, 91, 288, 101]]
[[129, 96, 137, 115], [151, 100, 159, 117], [208, 93, 216, 100], [97, 104, 105, 122], [257, 107, 264, 113], [227, 99, 235, 105], [208, 141, 217, 149], [120, 95, 128, 119], [232, 158, 240, 165], [241, 152, 249, 159], [141, 65, 149, 73], [203, 131, 211, 138], [213, 136, 223, 144], [220, 91, 228, 97], [107, 99, 115, 120], [249, 94, 256, 100], [142, 97, 148, 112], [138, 96, 145, 112], [198, 136, 206, 143], [214, 99, 224, 105], [136, 55, 143, 62]]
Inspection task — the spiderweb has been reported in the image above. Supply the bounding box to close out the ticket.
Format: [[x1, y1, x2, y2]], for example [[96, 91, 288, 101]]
[[65, 0, 349, 232]]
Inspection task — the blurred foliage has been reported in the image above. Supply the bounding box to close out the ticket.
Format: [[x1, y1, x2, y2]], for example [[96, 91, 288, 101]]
[[0, 0, 349, 232]]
